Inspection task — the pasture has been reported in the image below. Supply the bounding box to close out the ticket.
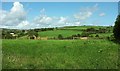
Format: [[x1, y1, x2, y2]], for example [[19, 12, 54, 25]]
[[38, 30, 82, 38], [2, 39, 119, 69], [2, 26, 119, 69]]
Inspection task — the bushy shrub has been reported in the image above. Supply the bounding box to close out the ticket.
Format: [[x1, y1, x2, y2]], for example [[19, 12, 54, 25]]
[[95, 34, 99, 37], [113, 15, 120, 41], [58, 34, 63, 39], [81, 32, 90, 37]]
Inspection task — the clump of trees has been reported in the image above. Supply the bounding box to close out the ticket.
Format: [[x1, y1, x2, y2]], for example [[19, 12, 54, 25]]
[[113, 15, 120, 42], [85, 27, 109, 34], [58, 34, 63, 39], [2, 29, 19, 39], [34, 28, 54, 32], [81, 32, 90, 37], [27, 30, 38, 39], [95, 34, 99, 38], [86, 28, 96, 34]]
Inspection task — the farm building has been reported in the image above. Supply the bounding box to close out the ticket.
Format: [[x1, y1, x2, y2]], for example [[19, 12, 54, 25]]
[[80, 37, 88, 40], [10, 33, 18, 39]]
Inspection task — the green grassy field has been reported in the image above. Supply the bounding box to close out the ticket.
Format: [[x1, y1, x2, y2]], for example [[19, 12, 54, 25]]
[[38, 30, 82, 38], [38, 26, 113, 38], [2, 26, 119, 69], [2, 39, 119, 69]]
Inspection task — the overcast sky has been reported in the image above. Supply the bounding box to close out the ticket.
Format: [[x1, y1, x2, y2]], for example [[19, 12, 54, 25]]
[[0, 2, 118, 29]]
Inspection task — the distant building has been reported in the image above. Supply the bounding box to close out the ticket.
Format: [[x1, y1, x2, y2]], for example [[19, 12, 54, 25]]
[[80, 37, 88, 40], [10, 33, 18, 39]]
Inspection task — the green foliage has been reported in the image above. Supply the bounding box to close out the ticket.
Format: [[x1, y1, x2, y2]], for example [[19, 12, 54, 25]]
[[113, 15, 120, 41], [77, 34, 81, 37], [95, 34, 99, 37], [86, 28, 96, 34], [5, 34, 13, 39], [28, 30, 38, 37], [81, 32, 90, 37], [58, 34, 63, 39], [98, 28, 107, 33]]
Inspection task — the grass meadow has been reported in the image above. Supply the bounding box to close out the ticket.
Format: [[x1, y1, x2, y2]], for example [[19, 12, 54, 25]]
[[2, 26, 119, 69], [2, 39, 119, 69]]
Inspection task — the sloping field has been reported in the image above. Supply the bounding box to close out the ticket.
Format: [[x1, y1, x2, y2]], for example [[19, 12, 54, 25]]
[[38, 30, 82, 38]]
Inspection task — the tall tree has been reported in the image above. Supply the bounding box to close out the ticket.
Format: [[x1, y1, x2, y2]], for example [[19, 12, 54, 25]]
[[28, 30, 38, 37], [58, 34, 63, 39], [113, 15, 120, 41]]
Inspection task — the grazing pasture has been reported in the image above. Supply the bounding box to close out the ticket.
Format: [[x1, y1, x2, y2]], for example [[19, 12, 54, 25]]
[[38, 30, 82, 38], [2, 26, 119, 69], [2, 39, 119, 69]]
